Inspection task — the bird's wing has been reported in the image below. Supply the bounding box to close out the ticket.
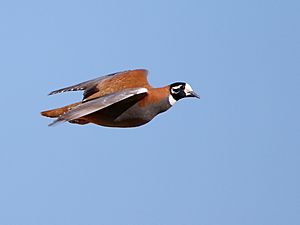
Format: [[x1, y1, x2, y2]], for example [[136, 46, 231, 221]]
[[48, 72, 119, 95], [49, 87, 148, 126], [48, 69, 150, 101]]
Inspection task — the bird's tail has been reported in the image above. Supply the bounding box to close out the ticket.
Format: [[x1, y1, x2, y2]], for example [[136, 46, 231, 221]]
[[40, 102, 81, 118]]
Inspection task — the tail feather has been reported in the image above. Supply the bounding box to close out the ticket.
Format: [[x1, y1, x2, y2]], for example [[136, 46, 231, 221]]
[[41, 102, 81, 118]]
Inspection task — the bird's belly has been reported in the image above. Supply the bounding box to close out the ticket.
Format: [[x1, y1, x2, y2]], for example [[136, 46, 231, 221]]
[[83, 103, 155, 128], [81, 95, 171, 128]]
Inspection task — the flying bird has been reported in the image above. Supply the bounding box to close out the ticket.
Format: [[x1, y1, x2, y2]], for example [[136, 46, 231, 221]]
[[41, 69, 199, 127]]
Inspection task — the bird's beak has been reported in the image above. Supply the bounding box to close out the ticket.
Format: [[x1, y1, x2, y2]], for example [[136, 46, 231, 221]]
[[188, 91, 200, 99]]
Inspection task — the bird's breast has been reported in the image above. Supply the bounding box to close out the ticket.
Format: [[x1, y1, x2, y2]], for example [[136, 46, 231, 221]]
[[114, 87, 172, 124]]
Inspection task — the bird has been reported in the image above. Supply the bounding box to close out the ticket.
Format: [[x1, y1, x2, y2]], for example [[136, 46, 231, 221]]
[[41, 69, 199, 127]]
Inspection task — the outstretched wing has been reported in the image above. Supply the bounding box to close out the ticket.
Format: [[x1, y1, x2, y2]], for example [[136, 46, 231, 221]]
[[48, 69, 150, 101], [49, 87, 148, 126], [48, 71, 119, 95]]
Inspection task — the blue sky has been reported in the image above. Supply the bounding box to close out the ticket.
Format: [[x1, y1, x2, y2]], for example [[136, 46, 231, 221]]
[[0, 0, 299, 225]]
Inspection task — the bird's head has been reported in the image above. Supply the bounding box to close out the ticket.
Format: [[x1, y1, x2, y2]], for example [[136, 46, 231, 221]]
[[169, 82, 200, 105]]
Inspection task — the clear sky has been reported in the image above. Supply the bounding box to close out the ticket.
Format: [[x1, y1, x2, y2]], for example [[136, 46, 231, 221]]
[[0, 0, 299, 225]]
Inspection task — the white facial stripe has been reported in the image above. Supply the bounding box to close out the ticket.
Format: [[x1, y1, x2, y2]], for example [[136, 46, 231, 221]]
[[168, 95, 177, 105], [171, 85, 182, 94], [184, 83, 193, 95], [172, 84, 183, 90]]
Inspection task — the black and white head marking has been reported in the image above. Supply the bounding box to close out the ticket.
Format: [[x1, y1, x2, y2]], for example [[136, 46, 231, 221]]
[[168, 82, 199, 105]]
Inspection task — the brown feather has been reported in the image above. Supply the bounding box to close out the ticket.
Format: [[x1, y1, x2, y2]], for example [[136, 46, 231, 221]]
[[84, 69, 151, 101], [40, 102, 81, 118], [138, 86, 170, 107]]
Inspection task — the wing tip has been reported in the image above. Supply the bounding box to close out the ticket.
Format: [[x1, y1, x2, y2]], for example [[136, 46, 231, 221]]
[[48, 89, 65, 96], [48, 119, 64, 127], [48, 87, 85, 96], [48, 91, 57, 96]]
